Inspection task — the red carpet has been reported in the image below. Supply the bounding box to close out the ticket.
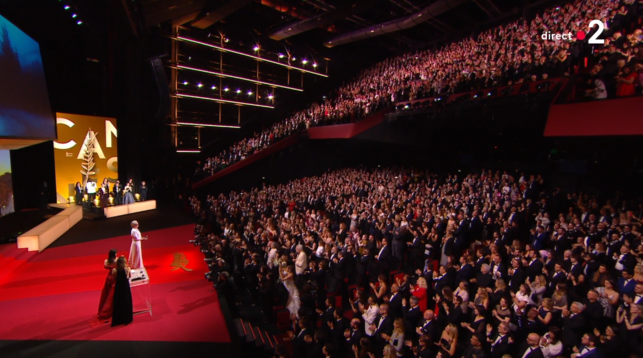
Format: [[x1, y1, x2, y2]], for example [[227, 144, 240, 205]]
[[0, 225, 231, 343]]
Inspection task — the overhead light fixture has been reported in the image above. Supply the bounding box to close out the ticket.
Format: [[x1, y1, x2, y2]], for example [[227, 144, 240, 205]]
[[211, 85, 216, 90], [302, 59, 308, 64], [247, 91, 253, 95], [77, 20, 83, 25], [292, 57, 296, 61], [177, 65, 304, 92], [370, 29, 375, 33], [278, 53, 284, 58], [236, 89, 241, 94], [224, 38, 229, 43], [177, 122, 241, 129], [253, 46, 259, 52], [313, 63, 317, 68], [197, 83, 203, 88], [175, 37, 328, 77], [176, 149, 201, 153], [64, 5, 70, 10], [175, 93, 275, 108], [183, 81, 189, 85], [268, 95, 273, 99], [224, 87, 229, 92], [72, 13, 77, 18]]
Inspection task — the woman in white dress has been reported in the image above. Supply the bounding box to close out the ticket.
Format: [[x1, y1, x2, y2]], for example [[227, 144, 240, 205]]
[[279, 265, 300, 317], [128, 220, 147, 269]]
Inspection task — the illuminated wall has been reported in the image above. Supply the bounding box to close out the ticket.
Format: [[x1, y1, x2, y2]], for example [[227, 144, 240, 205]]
[[0, 150, 14, 217], [53, 113, 118, 203]]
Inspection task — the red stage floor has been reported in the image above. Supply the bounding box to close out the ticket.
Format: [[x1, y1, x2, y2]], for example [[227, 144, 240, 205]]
[[0, 225, 231, 343]]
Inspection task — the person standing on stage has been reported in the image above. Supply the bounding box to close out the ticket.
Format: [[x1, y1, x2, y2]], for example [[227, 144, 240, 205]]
[[112, 180, 122, 205], [86, 179, 97, 204], [111, 256, 133, 327], [140, 181, 148, 201], [123, 181, 135, 204], [99, 180, 109, 209], [128, 220, 147, 269], [74, 182, 83, 206]]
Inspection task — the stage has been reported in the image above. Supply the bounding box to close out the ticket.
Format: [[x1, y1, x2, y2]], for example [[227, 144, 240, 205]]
[[0, 206, 233, 358]]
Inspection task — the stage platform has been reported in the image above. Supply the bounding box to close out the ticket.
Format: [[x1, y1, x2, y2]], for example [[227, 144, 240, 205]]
[[0, 203, 234, 358]]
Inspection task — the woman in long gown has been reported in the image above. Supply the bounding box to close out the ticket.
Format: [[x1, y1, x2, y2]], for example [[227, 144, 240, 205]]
[[280, 265, 301, 318], [128, 220, 147, 269], [90, 249, 118, 326], [111, 256, 133, 327], [123, 182, 135, 204]]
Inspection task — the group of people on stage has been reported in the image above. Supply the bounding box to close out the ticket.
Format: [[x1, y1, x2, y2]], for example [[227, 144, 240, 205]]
[[90, 220, 147, 327], [74, 178, 148, 207]]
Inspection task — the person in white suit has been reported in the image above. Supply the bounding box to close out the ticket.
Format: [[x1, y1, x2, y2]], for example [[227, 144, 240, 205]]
[[295, 245, 307, 275]]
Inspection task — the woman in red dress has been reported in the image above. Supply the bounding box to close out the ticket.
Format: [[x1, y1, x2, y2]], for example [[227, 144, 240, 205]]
[[90, 249, 117, 326], [412, 276, 428, 312], [616, 66, 637, 97]]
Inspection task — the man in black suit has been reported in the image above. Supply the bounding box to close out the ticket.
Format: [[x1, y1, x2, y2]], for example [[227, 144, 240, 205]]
[[455, 255, 473, 287], [293, 318, 312, 358], [562, 302, 586, 354], [583, 290, 604, 329], [490, 254, 507, 282], [327, 307, 348, 345], [488, 322, 511, 358], [112, 180, 122, 205], [508, 258, 527, 294], [415, 309, 437, 342], [375, 238, 391, 273], [343, 318, 363, 350], [571, 333, 601, 358], [463, 333, 488, 358], [373, 303, 394, 352], [517, 333, 545, 358], [402, 296, 422, 339], [317, 297, 335, 333], [387, 283, 403, 319], [525, 250, 544, 281], [546, 263, 567, 297]]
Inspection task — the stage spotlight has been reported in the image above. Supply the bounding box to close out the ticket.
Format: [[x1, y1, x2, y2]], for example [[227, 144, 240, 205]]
[[268, 95, 273, 99], [278, 53, 285, 58], [72, 13, 77, 18], [253, 46, 259, 52], [236, 89, 241, 94], [224, 38, 229, 43], [197, 83, 203, 88], [77, 20, 83, 25], [183, 81, 189, 85], [211, 85, 216, 90], [292, 57, 296, 61], [64, 5, 70, 10], [313, 63, 317, 68], [302, 59, 308, 64], [247, 91, 253, 95], [224, 87, 229, 92], [188, 56, 191, 60]]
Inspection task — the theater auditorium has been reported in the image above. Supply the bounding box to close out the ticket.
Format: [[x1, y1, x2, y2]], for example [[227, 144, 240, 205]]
[[0, 0, 642, 358]]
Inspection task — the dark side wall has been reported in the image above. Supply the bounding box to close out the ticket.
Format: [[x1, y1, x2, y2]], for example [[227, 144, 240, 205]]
[[10, 141, 56, 211]]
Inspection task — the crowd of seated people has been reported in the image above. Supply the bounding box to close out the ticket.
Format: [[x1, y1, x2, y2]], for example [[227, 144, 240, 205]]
[[195, 0, 642, 180], [189, 167, 643, 358]]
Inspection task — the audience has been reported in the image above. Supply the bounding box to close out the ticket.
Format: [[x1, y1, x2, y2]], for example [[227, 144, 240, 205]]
[[195, 0, 643, 182], [191, 166, 643, 358]]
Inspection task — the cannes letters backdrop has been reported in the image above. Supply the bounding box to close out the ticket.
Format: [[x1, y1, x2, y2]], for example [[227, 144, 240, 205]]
[[53, 113, 118, 203]]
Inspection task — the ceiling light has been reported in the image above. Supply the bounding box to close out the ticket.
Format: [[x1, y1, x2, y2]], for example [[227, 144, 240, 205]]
[[224, 38, 229, 43], [197, 83, 203, 88], [313, 63, 317, 68], [268, 95, 273, 99], [211, 85, 216, 90], [253, 46, 259, 51], [77, 20, 83, 25], [64, 5, 70, 10], [278, 53, 284, 58], [72, 13, 77, 18], [236, 89, 241, 94], [224, 87, 229, 92], [302, 59, 308, 64], [183, 81, 189, 85], [247, 91, 253, 95]]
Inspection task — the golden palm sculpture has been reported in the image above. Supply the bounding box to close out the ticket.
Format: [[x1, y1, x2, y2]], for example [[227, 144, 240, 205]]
[[80, 128, 98, 190]]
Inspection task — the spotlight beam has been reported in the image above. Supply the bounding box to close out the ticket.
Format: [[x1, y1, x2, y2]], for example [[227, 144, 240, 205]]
[[174, 36, 328, 78]]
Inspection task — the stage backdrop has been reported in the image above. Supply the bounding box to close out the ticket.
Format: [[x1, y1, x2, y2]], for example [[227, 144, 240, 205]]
[[53, 113, 118, 203], [0, 150, 14, 217]]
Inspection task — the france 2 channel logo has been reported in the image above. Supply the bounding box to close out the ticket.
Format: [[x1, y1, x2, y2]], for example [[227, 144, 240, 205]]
[[541, 19, 605, 44]]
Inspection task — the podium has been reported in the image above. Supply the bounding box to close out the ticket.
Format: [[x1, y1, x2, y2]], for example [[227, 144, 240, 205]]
[[130, 267, 152, 316]]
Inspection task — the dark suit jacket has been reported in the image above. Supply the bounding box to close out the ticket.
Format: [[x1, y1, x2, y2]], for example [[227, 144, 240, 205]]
[[489, 334, 510, 358], [388, 292, 403, 319], [417, 319, 438, 341], [526, 259, 543, 281], [374, 314, 394, 337], [516, 345, 545, 358], [509, 267, 526, 293], [562, 314, 586, 350], [455, 263, 473, 286]]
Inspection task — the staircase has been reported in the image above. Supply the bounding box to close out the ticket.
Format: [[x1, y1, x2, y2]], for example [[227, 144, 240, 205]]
[[233, 318, 291, 358]]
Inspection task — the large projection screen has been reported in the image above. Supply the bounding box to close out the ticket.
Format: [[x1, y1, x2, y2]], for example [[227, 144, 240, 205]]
[[0, 13, 55, 140], [53, 113, 118, 204]]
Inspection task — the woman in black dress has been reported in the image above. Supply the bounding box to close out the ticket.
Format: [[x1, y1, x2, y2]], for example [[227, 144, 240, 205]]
[[74, 182, 83, 206], [111, 256, 133, 327]]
